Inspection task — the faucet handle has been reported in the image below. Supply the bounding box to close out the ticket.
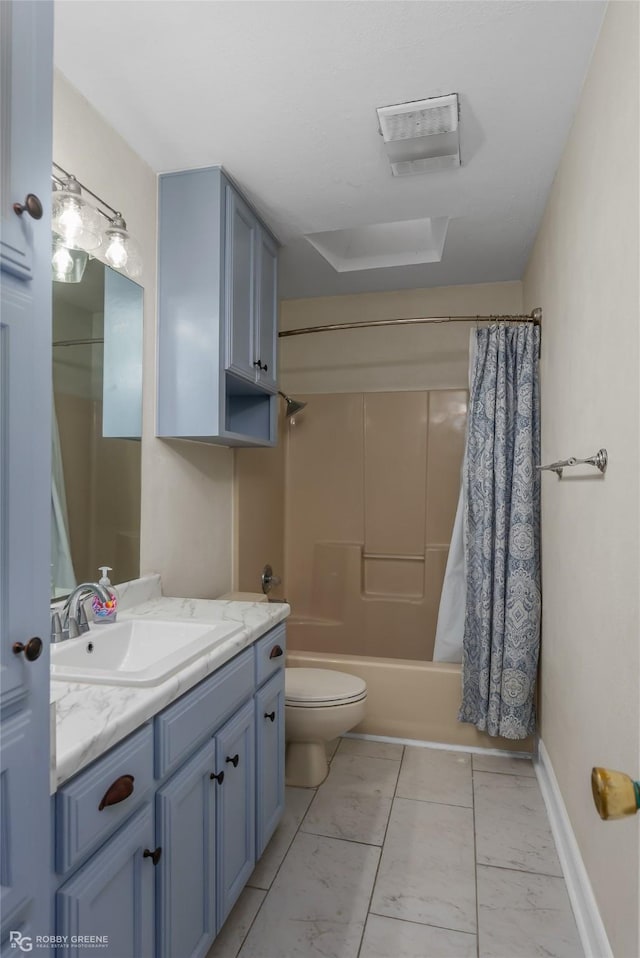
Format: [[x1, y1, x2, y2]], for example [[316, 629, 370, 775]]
[[77, 603, 90, 635], [51, 612, 63, 643]]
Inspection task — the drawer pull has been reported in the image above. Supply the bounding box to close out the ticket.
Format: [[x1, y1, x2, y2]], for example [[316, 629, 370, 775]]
[[210, 770, 225, 784], [98, 774, 135, 811], [12, 636, 43, 661], [269, 645, 283, 660], [226, 754, 239, 768], [143, 846, 162, 866], [264, 711, 276, 723]]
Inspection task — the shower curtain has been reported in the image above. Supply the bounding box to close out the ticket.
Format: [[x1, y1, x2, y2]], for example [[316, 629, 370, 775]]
[[458, 323, 541, 739], [433, 331, 475, 663], [51, 400, 76, 594]]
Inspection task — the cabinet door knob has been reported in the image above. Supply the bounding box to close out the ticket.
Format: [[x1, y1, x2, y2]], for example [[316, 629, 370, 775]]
[[210, 770, 225, 784], [261, 362, 268, 372], [226, 754, 240, 768], [269, 645, 283, 660], [253, 360, 262, 368], [13, 193, 43, 220], [12, 636, 43, 661], [264, 711, 276, 723], [98, 774, 135, 810], [143, 846, 162, 866]]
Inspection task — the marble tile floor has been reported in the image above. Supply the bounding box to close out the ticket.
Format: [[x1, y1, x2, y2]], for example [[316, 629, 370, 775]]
[[206, 738, 582, 958]]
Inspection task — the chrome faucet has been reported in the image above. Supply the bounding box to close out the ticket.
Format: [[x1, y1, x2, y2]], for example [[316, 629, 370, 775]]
[[53, 582, 111, 643]]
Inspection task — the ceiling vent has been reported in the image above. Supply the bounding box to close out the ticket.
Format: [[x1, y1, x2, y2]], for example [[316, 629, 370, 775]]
[[377, 94, 460, 176]]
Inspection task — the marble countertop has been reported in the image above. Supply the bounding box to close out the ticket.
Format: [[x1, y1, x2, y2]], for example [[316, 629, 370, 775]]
[[51, 576, 289, 792]]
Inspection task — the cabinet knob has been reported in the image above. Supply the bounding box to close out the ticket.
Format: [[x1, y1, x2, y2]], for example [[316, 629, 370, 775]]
[[210, 770, 224, 784], [269, 645, 283, 660], [253, 360, 262, 368], [591, 767, 640, 820], [226, 754, 240, 768], [13, 193, 43, 220], [98, 774, 135, 810], [264, 711, 276, 723], [143, 846, 162, 866], [12, 636, 43, 661]]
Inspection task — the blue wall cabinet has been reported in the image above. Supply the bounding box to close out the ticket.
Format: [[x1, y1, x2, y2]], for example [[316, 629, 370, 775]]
[[255, 669, 285, 859], [215, 699, 256, 930], [0, 0, 53, 951], [56, 804, 155, 958], [156, 739, 217, 958], [158, 167, 279, 447]]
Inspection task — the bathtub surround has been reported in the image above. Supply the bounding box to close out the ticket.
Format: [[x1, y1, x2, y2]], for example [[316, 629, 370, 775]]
[[523, 3, 639, 955], [459, 324, 541, 739], [285, 389, 467, 661]]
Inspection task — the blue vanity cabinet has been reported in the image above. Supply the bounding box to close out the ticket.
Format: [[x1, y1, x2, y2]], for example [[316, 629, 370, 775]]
[[156, 739, 217, 958], [0, 1, 53, 952], [255, 669, 286, 859], [56, 804, 156, 958], [157, 166, 279, 447], [214, 699, 256, 930]]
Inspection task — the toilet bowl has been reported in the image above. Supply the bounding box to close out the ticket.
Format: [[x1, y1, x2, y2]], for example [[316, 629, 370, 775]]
[[285, 667, 367, 787]]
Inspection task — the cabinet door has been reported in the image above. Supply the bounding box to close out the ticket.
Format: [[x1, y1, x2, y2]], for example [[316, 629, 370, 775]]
[[56, 804, 155, 958], [224, 185, 257, 385], [255, 670, 285, 859], [215, 699, 255, 930], [156, 738, 217, 958], [255, 229, 278, 393], [0, 1, 53, 950]]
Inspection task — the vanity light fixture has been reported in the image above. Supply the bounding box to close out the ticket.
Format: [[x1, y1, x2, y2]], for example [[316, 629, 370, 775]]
[[51, 173, 102, 251], [51, 162, 143, 282]]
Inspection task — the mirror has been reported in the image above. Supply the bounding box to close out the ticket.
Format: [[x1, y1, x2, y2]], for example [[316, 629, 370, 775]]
[[52, 258, 143, 598]]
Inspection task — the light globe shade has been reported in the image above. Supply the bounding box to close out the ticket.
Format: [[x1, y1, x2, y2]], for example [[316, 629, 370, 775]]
[[103, 215, 142, 279], [52, 176, 102, 252], [51, 235, 88, 283]]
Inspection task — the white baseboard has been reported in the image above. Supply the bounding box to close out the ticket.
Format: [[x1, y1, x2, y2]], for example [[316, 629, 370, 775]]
[[344, 730, 534, 759], [535, 739, 613, 958]]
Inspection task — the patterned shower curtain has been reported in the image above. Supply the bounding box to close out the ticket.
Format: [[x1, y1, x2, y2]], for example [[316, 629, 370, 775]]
[[458, 324, 541, 740]]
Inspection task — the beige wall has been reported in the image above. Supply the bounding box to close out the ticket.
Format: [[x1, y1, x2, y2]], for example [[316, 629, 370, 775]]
[[54, 72, 234, 598], [523, 4, 640, 955], [280, 281, 523, 395]]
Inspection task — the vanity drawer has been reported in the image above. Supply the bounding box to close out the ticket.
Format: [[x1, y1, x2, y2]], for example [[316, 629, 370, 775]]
[[155, 647, 253, 779], [255, 623, 286, 687], [55, 723, 154, 875]]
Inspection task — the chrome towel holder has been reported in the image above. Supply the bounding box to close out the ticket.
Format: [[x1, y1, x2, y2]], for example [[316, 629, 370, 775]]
[[538, 448, 608, 479]]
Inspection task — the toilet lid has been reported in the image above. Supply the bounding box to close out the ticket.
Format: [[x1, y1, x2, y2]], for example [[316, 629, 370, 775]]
[[285, 668, 367, 707]]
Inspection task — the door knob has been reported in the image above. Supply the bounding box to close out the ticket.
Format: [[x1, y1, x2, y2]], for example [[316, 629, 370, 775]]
[[143, 847, 162, 865], [591, 767, 640, 820], [13, 194, 43, 220], [12, 636, 43, 661]]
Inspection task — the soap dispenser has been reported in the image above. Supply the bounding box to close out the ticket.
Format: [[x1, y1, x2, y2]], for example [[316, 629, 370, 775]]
[[92, 567, 119, 624]]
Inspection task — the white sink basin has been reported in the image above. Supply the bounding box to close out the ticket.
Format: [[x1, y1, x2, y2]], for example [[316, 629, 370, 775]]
[[50, 618, 242, 687]]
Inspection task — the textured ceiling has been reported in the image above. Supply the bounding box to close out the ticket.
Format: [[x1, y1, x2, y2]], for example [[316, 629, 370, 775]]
[[54, 0, 606, 299]]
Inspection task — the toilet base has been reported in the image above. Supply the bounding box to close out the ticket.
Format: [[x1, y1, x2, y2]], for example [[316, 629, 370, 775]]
[[285, 741, 329, 788]]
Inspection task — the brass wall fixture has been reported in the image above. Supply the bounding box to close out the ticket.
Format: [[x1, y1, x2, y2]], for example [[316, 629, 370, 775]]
[[591, 767, 640, 820]]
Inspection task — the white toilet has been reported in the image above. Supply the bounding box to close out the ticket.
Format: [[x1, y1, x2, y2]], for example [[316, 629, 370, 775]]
[[285, 668, 367, 787]]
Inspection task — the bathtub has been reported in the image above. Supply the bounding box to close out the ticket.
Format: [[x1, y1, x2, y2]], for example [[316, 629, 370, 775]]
[[286, 622, 534, 754]]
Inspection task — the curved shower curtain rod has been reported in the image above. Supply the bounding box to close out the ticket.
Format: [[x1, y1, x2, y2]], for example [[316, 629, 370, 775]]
[[278, 307, 542, 338]]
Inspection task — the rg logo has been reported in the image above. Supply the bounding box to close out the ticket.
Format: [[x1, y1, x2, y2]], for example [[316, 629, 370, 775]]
[[9, 932, 33, 952]]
